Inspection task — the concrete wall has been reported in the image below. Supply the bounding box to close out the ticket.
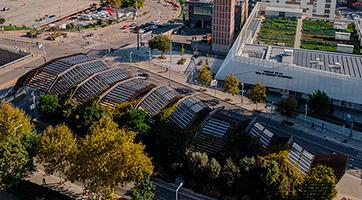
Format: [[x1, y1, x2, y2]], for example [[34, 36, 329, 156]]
[[0, 48, 27, 67]]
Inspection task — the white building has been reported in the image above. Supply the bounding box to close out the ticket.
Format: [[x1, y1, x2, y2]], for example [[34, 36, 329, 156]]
[[260, 0, 336, 19], [215, 3, 362, 111]]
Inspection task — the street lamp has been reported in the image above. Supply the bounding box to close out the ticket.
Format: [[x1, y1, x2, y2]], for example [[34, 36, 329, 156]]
[[147, 50, 152, 70], [169, 36, 172, 83], [130, 52, 133, 63], [13, 24, 17, 49], [14, 124, 23, 134], [175, 182, 183, 200], [240, 82, 244, 107], [304, 103, 308, 132]]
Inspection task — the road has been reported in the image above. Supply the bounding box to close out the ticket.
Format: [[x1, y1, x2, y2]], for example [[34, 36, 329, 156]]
[[256, 115, 362, 170]]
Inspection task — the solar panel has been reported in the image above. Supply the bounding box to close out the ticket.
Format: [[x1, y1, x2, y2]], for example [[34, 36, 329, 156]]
[[48, 60, 110, 95], [73, 68, 131, 103], [42, 60, 72, 75], [138, 86, 179, 116], [171, 97, 208, 128], [100, 79, 154, 107], [202, 117, 230, 137], [28, 71, 57, 92], [249, 122, 274, 148], [288, 142, 314, 173]]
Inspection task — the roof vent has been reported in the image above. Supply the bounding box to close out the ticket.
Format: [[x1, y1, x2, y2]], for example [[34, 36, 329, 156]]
[[283, 49, 293, 56]]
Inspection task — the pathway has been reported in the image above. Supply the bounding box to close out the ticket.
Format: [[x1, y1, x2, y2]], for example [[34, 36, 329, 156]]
[[294, 18, 303, 48]]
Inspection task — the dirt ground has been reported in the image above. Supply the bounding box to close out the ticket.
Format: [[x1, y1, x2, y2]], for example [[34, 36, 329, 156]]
[[0, 0, 98, 27]]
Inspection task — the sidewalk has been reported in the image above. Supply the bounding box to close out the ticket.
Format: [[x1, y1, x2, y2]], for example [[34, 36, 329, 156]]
[[124, 57, 362, 152], [25, 169, 86, 200]]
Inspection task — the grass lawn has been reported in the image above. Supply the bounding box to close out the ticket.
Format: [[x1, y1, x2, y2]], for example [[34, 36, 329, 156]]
[[257, 17, 297, 47], [301, 19, 355, 52], [2, 25, 31, 31]]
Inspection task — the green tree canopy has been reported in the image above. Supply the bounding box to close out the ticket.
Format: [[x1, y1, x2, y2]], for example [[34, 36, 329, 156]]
[[76, 100, 106, 132], [148, 35, 171, 58], [130, 176, 155, 200], [258, 151, 303, 200], [308, 90, 331, 116], [0, 103, 37, 188], [220, 158, 240, 189], [68, 117, 153, 198], [276, 96, 299, 120], [116, 109, 151, 135], [223, 74, 240, 95], [39, 94, 59, 116], [248, 81, 266, 110], [299, 165, 337, 200], [37, 124, 76, 175], [197, 66, 212, 85]]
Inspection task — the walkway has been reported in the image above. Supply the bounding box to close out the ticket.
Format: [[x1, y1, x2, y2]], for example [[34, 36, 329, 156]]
[[25, 169, 86, 200], [294, 18, 303, 48]]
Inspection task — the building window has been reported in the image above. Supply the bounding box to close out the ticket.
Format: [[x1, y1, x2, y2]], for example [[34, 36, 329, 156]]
[[326, 0, 331, 2], [325, 9, 330, 14], [325, 4, 331, 8]]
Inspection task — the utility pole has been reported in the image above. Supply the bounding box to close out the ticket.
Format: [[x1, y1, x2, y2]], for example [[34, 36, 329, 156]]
[[304, 103, 308, 132], [169, 35, 172, 83], [13, 25, 17, 49], [240, 82, 244, 107]]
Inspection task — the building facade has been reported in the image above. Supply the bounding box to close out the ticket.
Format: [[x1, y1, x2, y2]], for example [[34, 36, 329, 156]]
[[184, 0, 213, 30], [260, 0, 336, 19], [212, 0, 236, 54], [215, 3, 362, 111]]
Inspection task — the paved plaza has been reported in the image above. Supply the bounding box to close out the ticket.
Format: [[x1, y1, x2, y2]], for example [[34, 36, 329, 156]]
[[0, 0, 98, 27]]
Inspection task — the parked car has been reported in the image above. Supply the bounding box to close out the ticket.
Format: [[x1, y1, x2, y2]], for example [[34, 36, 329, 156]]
[[2, 7, 10, 11]]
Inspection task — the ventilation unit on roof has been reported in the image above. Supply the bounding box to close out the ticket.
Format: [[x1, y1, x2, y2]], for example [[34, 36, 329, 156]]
[[283, 49, 293, 56], [310, 58, 323, 65], [328, 62, 342, 69]]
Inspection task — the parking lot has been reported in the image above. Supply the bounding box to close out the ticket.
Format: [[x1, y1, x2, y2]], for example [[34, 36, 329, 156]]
[[0, 0, 98, 27]]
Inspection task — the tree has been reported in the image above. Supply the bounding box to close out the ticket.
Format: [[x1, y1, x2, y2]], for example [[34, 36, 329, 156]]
[[308, 90, 331, 116], [77, 100, 106, 132], [68, 117, 153, 199], [104, 0, 123, 20], [299, 165, 337, 200], [0, 103, 37, 188], [148, 35, 171, 59], [258, 151, 303, 200], [248, 81, 266, 110], [39, 94, 59, 116], [37, 124, 76, 176], [207, 158, 221, 181], [221, 158, 240, 189], [197, 66, 212, 85], [276, 96, 299, 120], [187, 151, 208, 177], [130, 176, 155, 200], [224, 74, 240, 95], [0, 17, 5, 25], [117, 109, 151, 135], [180, 44, 185, 59]]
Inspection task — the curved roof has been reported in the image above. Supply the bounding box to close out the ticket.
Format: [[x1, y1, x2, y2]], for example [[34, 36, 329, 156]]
[[171, 96, 208, 128], [99, 78, 155, 107], [72, 68, 131, 103], [137, 85, 180, 116], [26, 54, 108, 93], [48, 60, 109, 95]]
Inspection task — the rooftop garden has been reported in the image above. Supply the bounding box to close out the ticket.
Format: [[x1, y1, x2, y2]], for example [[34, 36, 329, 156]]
[[257, 17, 297, 47], [301, 19, 358, 52]]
